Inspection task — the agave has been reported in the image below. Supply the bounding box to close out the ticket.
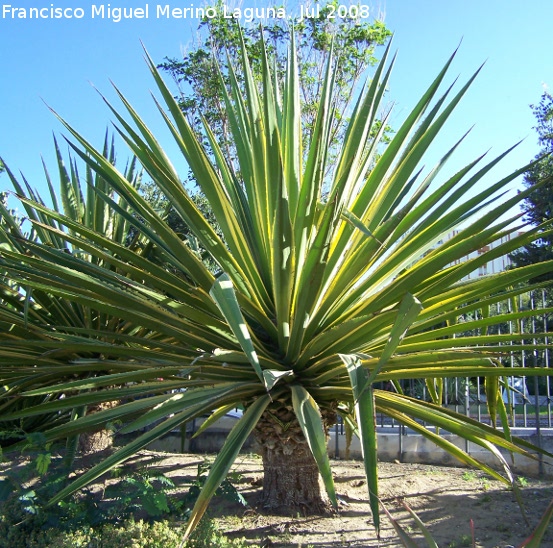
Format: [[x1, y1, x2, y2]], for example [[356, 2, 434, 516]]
[[1, 31, 552, 538]]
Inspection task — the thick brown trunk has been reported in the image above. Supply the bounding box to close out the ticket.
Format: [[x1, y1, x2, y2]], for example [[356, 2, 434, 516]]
[[78, 429, 113, 454], [254, 402, 335, 515], [78, 401, 118, 455]]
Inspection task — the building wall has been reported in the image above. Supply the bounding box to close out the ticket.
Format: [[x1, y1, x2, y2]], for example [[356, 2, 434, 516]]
[[435, 230, 522, 279]]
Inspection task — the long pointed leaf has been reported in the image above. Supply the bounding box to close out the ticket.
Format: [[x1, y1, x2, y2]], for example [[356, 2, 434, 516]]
[[184, 394, 271, 538], [290, 384, 338, 509], [342, 354, 380, 534]]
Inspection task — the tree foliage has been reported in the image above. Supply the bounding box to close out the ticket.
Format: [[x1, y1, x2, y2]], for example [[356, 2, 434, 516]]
[[153, 2, 391, 262], [510, 91, 553, 283], [158, 0, 392, 174]]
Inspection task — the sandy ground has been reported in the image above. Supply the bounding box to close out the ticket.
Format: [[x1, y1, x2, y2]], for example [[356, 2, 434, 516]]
[[2, 449, 553, 547], [118, 451, 553, 548]]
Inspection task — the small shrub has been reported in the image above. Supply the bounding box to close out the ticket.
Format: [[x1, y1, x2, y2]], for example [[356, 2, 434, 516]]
[[0, 518, 247, 548], [461, 471, 477, 482], [103, 469, 182, 520], [0, 455, 247, 548]]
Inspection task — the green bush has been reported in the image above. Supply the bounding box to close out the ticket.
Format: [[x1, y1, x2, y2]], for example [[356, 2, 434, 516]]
[[0, 455, 248, 548], [0, 517, 247, 548]]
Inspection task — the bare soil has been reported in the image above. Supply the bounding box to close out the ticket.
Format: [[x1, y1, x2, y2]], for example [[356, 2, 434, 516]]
[[122, 451, 553, 548], [2, 449, 553, 547]]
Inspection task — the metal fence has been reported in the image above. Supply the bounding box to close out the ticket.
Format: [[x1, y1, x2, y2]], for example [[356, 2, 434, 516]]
[[179, 288, 552, 468], [338, 289, 553, 447], [401, 289, 549, 426]]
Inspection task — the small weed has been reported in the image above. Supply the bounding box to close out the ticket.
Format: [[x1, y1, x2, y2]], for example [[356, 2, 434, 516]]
[[103, 469, 181, 519], [424, 468, 442, 476], [481, 477, 491, 491], [480, 494, 492, 503], [462, 471, 477, 481], [448, 534, 472, 548], [518, 476, 529, 487], [191, 460, 247, 510]]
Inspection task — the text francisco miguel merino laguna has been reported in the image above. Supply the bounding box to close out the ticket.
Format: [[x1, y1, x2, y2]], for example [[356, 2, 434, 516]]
[[2, 3, 369, 22]]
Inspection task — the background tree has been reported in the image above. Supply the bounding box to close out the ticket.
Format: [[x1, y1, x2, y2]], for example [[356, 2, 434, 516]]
[[507, 91, 553, 405], [158, 0, 392, 178], [152, 1, 392, 265], [510, 91, 553, 284]]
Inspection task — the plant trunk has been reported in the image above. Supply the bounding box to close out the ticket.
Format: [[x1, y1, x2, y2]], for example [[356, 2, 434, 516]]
[[254, 402, 335, 515], [78, 401, 118, 455]]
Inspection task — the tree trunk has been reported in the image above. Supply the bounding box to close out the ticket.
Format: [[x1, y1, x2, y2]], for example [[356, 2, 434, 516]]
[[78, 428, 113, 454], [78, 400, 118, 455], [253, 402, 335, 515]]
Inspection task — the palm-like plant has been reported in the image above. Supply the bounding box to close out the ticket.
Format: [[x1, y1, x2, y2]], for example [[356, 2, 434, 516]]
[[1, 33, 552, 538], [0, 136, 150, 450]]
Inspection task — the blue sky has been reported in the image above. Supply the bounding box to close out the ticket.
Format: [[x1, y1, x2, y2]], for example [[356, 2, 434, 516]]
[[1, 0, 552, 211]]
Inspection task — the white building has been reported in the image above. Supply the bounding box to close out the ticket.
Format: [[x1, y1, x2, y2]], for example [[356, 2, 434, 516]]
[[435, 230, 523, 279]]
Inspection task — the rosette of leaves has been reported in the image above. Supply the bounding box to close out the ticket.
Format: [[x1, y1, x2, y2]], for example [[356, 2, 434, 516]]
[[0, 136, 149, 451]]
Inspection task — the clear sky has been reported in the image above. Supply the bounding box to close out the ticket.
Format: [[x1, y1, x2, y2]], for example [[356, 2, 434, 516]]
[[1, 0, 552, 212]]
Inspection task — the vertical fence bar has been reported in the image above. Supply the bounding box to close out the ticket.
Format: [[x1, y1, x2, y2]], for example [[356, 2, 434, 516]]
[[521, 293, 529, 427], [530, 292, 543, 476], [476, 307, 483, 423], [335, 417, 340, 459], [541, 289, 551, 428], [494, 301, 502, 428], [455, 377, 460, 414], [507, 296, 516, 427]]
